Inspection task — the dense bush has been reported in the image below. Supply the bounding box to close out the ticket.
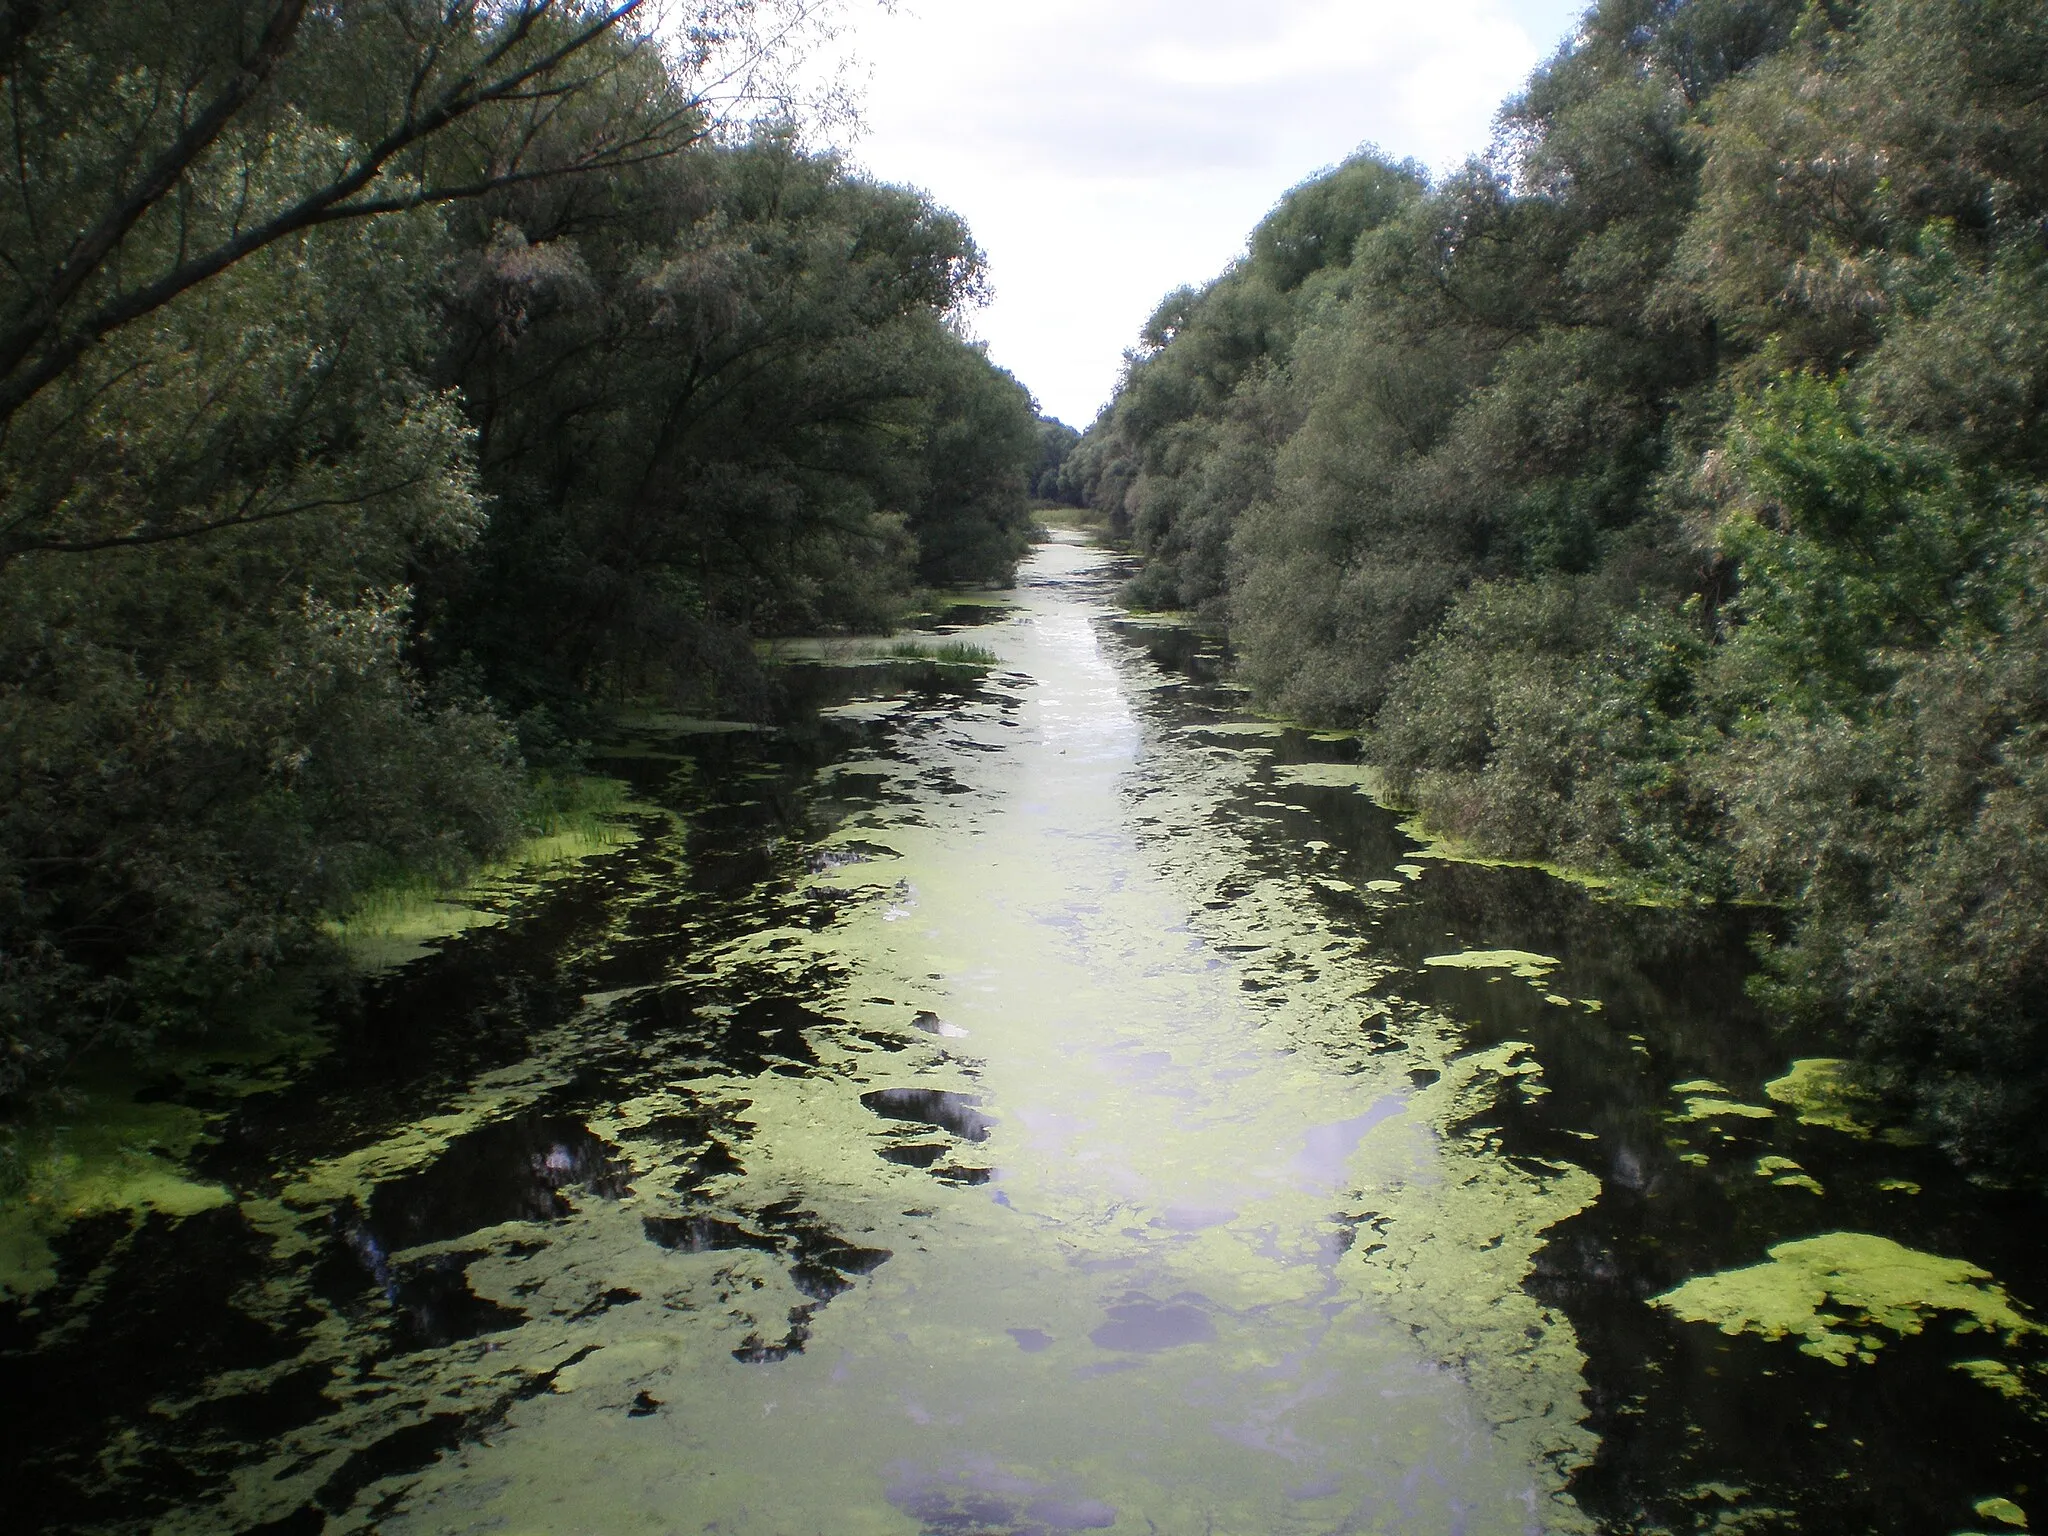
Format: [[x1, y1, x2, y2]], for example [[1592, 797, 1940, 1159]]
[[1082, 0, 2048, 1177], [0, 2, 1040, 1096]]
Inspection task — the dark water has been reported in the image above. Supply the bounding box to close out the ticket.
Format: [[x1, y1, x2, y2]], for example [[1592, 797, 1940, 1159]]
[[3, 537, 2044, 1534]]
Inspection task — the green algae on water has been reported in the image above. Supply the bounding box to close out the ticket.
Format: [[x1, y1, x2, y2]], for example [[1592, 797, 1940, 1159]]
[[1764, 1058, 1882, 1137], [1753, 1155, 1823, 1195], [1423, 949, 1560, 979], [1, 1014, 328, 1298], [1668, 1081, 1776, 1124], [1178, 720, 1287, 738], [26, 539, 1633, 1533], [0, 1092, 230, 1298], [1955, 1358, 2036, 1405], [1421, 950, 1594, 1014], [1673, 1100, 1775, 1121], [1661, 1482, 1794, 1532], [1653, 1232, 2041, 1367], [819, 698, 911, 722], [1271, 762, 1387, 794]]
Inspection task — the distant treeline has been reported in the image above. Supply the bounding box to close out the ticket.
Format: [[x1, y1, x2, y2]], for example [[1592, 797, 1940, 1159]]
[[1073, 0, 2048, 1179], [0, 2, 1043, 1097]]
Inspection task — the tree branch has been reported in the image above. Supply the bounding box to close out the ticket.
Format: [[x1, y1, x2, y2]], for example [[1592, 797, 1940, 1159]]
[[0, 0, 310, 386], [0, 474, 437, 561], [0, 0, 665, 429]]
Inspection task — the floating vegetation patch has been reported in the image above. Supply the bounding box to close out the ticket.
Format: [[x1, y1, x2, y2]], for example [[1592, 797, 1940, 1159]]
[[0, 1090, 231, 1299], [1177, 720, 1286, 738], [1668, 1079, 1778, 1124], [1, 1012, 328, 1298], [1764, 1057, 1889, 1138], [1271, 762, 1387, 794], [1323, 790, 1663, 902], [612, 710, 765, 735], [1418, 947, 1605, 1016], [815, 758, 911, 783], [1955, 1358, 2036, 1405], [1670, 1098, 1776, 1123], [818, 697, 910, 722], [1988, 1510, 2030, 1530], [1653, 1232, 2042, 1368], [1754, 1155, 1823, 1195], [1422, 949, 1561, 979]]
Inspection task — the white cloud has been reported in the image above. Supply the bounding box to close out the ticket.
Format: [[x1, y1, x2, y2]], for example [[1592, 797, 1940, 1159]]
[[825, 0, 1589, 425]]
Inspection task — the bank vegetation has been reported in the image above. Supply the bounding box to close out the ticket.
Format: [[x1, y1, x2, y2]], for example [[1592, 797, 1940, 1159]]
[[1070, 0, 2048, 1179], [0, 0, 1045, 1105]]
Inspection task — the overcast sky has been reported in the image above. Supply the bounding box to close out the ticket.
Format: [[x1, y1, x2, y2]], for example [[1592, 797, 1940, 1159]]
[[823, 0, 1590, 427]]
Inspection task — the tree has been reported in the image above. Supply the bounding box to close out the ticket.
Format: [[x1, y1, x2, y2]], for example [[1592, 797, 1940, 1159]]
[[1081, 0, 2048, 1174], [0, 0, 998, 1098], [416, 128, 1029, 720]]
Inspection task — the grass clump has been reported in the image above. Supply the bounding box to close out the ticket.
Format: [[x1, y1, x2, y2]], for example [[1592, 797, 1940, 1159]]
[[883, 639, 1001, 667], [325, 773, 636, 971]]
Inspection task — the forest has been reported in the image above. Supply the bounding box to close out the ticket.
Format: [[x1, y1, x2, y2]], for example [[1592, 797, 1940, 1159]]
[[1066, 0, 2048, 1182], [6, 0, 2048, 1189], [0, 1, 1044, 1108]]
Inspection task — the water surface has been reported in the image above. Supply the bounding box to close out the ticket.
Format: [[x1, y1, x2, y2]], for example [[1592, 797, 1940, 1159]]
[[5, 536, 2045, 1534]]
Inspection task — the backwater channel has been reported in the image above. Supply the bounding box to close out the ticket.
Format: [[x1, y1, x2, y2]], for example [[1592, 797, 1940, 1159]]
[[5, 535, 2047, 1535]]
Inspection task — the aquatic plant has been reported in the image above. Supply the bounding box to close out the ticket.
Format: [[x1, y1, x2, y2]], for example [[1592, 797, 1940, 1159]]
[[882, 639, 1002, 666], [1654, 1232, 2041, 1368]]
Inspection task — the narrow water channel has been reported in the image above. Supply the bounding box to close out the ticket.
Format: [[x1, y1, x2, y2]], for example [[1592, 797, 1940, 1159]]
[[6, 536, 2045, 1534]]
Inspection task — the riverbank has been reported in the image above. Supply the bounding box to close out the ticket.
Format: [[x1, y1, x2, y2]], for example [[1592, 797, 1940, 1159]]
[[324, 773, 643, 975]]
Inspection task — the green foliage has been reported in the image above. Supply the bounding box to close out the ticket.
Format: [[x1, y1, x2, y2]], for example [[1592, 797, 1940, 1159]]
[[1729, 554, 2048, 1177], [1249, 155, 1423, 292], [0, 87, 524, 1092], [425, 132, 1027, 716], [1084, 0, 2048, 1176], [908, 346, 1040, 586], [0, 3, 1039, 1101], [1377, 576, 1725, 884], [1029, 417, 1083, 504], [1079, 152, 1426, 614], [1713, 372, 2019, 715]]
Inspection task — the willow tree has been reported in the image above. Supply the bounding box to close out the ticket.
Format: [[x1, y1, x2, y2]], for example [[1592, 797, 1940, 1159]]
[[0, 0, 869, 1093]]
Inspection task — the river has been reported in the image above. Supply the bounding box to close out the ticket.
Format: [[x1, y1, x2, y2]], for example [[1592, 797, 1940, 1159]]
[[5, 535, 2045, 1534]]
